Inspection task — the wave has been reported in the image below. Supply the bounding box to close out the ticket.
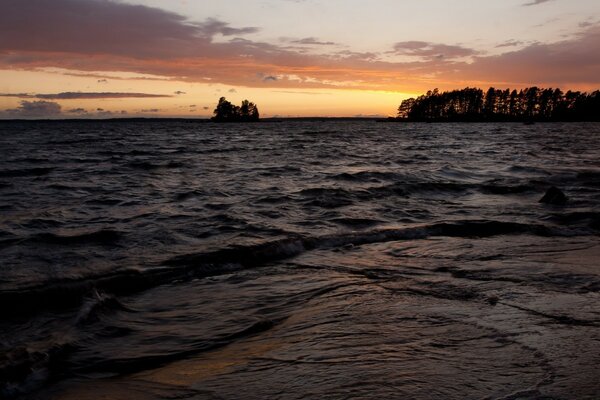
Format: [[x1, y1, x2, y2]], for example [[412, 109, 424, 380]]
[[331, 217, 382, 228], [294, 181, 542, 208], [125, 160, 184, 170], [0, 219, 571, 319], [300, 130, 340, 135], [545, 211, 600, 230], [76, 318, 279, 376], [75, 290, 129, 325], [30, 229, 122, 246], [0, 229, 122, 250], [0, 290, 130, 398], [0, 338, 74, 399], [330, 171, 402, 182], [0, 167, 54, 178]]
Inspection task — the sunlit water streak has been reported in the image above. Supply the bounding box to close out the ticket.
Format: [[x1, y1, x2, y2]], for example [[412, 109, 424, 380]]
[[0, 121, 599, 399]]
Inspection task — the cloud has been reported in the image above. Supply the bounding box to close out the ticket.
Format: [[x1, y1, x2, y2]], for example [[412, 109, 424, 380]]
[[6, 100, 62, 117], [0, 0, 597, 93], [274, 90, 331, 95], [1, 101, 130, 118], [462, 25, 600, 86], [97, 79, 108, 84], [495, 40, 524, 48], [0, 0, 200, 58], [67, 107, 88, 114], [174, 91, 186, 95], [579, 20, 596, 29], [140, 108, 160, 113], [198, 18, 259, 36], [95, 108, 127, 117], [0, 92, 172, 99], [228, 88, 237, 93], [290, 37, 337, 46], [523, 0, 554, 6], [392, 41, 479, 60]]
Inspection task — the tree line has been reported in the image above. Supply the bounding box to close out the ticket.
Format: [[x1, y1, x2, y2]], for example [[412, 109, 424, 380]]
[[212, 97, 260, 122], [396, 87, 600, 122]]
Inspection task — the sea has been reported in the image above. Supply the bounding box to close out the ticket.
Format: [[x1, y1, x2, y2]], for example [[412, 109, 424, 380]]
[[0, 120, 599, 399]]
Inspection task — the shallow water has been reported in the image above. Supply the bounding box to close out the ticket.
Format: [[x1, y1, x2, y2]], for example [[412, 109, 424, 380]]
[[0, 121, 599, 399]]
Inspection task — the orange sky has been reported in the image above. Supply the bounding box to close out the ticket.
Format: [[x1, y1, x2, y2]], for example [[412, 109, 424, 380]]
[[1, 0, 599, 118]]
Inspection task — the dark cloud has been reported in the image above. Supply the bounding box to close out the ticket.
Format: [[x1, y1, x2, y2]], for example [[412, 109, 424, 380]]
[[140, 108, 160, 113], [198, 18, 259, 36], [0, 0, 200, 58], [1, 102, 133, 118], [290, 37, 337, 46], [174, 91, 186, 95], [495, 40, 524, 48], [228, 88, 237, 93], [392, 41, 479, 60], [0, 93, 30, 98], [0, 0, 597, 93], [274, 91, 331, 95], [0, 92, 171, 99], [0, 0, 319, 86], [334, 50, 379, 61], [523, 0, 554, 6], [0, 0, 255, 59], [97, 79, 108, 83], [464, 25, 600, 86], [579, 20, 595, 29], [203, 106, 210, 110], [7, 100, 62, 117], [67, 108, 88, 114], [94, 108, 127, 117]]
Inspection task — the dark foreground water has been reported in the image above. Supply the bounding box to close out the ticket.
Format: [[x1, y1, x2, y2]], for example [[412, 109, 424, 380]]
[[0, 120, 599, 399]]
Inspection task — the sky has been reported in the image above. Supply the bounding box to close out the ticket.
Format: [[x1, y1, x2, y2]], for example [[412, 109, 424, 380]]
[[1, 0, 599, 118]]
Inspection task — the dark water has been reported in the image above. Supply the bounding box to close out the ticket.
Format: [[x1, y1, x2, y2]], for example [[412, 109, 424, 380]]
[[1, 121, 599, 399]]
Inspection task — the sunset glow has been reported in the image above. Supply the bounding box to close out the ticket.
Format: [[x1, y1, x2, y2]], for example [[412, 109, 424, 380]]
[[1, 0, 599, 118]]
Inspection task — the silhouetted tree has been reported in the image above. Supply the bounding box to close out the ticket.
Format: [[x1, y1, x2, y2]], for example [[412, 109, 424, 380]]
[[212, 97, 260, 122], [396, 86, 599, 122]]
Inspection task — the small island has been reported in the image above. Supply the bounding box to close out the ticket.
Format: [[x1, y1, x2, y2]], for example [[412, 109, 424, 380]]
[[212, 97, 260, 122]]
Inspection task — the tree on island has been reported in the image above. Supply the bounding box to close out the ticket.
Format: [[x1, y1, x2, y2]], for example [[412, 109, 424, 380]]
[[396, 87, 600, 122], [212, 97, 260, 122]]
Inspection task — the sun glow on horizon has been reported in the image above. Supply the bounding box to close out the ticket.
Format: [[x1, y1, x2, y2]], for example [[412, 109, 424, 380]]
[[1, 0, 599, 118]]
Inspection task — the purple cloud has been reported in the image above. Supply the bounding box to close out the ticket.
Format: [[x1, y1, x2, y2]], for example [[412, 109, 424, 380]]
[[7, 100, 62, 117], [495, 40, 524, 48], [198, 18, 259, 36], [392, 41, 479, 60], [0, 92, 172, 99], [463, 25, 600, 85], [523, 0, 555, 6], [67, 107, 88, 114], [290, 37, 337, 46], [0, 0, 255, 58], [0, 0, 597, 93]]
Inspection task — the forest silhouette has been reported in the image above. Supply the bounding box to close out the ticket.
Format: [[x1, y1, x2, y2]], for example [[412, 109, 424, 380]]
[[212, 97, 260, 122], [396, 87, 600, 122]]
